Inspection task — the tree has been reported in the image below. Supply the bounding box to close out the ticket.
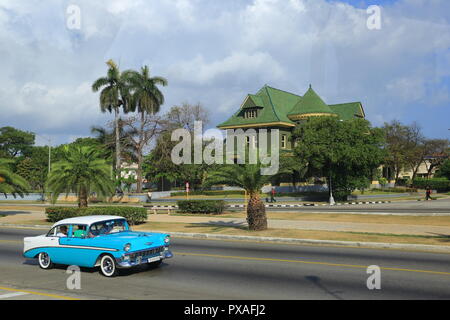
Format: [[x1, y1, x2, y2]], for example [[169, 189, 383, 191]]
[[91, 121, 136, 167], [92, 60, 132, 174], [436, 159, 450, 180], [293, 117, 386, 201], [121, 113, 163, 193], [204, 164, 271, 231], [15, 146, 49, 192], [143, 103, 210, 191], [122, 66, 168, 193], [0, 158, 30, 198], [382, 120, 410, 182], [0, 126, 35, 158], [46, 145, 115, 208], [423, 139, 449, 178]]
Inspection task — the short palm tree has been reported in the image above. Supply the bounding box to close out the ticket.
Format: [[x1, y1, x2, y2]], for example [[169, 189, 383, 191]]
[[0, 159, 30, 198], [204, 164, 271, 231], [92, 60, 132, 174], [46, 145, 115, 208], [122, 66, 168, 193]]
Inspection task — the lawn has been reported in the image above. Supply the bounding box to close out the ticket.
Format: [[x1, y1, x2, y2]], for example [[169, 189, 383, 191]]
[[133, 221, 450, 247], [172, 211, 450, 227]]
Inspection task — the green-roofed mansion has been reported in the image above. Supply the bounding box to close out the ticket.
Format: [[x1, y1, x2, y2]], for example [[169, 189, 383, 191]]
[[217, 84, 365, 151]]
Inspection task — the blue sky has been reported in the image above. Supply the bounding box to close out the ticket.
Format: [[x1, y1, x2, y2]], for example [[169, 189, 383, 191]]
[[0, 0, 449, 146]]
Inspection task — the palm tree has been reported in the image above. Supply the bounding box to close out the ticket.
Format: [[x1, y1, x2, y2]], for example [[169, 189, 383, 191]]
[[91, 123, 137, 168], [204, 164, 271, 231], [0, 159, 30, 198], [92, 60, 132, 175], [122, 66, 168, 192], [46, 145, 115, 208]]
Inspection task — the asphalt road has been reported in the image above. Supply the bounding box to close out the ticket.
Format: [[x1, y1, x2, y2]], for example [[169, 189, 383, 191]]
[[1, 227, 450, 300]]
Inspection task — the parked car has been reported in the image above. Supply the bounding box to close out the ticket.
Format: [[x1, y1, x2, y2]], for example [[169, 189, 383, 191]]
[[23, 215, 173, 277]]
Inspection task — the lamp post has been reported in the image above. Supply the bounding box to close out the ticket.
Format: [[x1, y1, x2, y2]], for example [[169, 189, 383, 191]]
[[329, 168, 335, 205]]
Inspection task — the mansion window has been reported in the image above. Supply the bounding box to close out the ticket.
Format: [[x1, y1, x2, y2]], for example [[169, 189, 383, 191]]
[[245, 109, 258, 119], [281, 135, 287, 149]]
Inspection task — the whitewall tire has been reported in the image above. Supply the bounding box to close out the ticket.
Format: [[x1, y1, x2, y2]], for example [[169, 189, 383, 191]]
[[38, 252, 53, 269], [100, 255, 118, 277]]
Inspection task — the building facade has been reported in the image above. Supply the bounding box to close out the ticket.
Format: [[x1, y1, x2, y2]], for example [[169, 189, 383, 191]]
[[217, 84, 365, 151]]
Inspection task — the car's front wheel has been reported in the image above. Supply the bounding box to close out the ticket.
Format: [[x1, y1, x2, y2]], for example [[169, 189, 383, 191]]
[[38, 252, 53, 269], [99, 255, 118, 277]]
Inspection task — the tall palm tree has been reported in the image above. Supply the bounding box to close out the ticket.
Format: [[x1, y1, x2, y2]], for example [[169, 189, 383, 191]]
[[91, 123, 137, 168], [0, 159, 30, 198], [204, 164, 271, 231], [92, 60, 132, 175], [46, 145, 115, 208], [122, 66, 168, 193]]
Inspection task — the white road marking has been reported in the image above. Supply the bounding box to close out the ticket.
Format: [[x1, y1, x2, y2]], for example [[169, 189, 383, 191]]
[[0, 291, 29, 299]]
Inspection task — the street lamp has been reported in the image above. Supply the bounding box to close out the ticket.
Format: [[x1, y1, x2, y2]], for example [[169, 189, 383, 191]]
[[329, 167, 335, 205]]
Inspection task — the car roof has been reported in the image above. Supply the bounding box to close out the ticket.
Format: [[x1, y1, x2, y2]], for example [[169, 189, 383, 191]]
[[51, 216, 126, 228]]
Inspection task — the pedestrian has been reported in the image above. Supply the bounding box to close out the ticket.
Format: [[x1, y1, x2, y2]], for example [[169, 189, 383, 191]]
[[425, 186, 432, 201], [270, 187, 277, 203], [147, 190, 152, 203]]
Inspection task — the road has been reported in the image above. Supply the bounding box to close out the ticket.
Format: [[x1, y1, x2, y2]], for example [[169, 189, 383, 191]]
[[0, 227, 450, 300]]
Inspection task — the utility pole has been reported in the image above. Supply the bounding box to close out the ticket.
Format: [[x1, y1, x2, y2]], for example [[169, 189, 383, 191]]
[[329, 168, 335, 205]]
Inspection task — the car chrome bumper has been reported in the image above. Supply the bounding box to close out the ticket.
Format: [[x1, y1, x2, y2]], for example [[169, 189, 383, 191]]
[[116, 250, 173, 268]]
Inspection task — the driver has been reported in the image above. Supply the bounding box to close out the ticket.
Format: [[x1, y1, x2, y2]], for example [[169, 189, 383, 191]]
[[56, 226, 68, 237]]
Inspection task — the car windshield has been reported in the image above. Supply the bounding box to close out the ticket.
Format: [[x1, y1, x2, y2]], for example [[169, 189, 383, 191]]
[[88, 219, 127, 237]]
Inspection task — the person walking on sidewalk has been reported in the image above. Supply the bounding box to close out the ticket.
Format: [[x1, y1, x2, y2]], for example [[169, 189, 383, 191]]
[[425, 186, 432, 201], [270, 187, 277, 203]]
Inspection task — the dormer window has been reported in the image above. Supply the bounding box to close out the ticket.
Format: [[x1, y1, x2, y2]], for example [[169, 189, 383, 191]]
[[245, 109, 258, 119]]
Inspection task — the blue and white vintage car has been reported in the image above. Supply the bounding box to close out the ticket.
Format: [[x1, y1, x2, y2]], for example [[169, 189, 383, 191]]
[[23, 215, 173, 277]]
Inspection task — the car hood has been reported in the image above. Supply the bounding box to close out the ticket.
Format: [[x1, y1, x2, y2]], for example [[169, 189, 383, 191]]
[[88, 231, 169, 251]]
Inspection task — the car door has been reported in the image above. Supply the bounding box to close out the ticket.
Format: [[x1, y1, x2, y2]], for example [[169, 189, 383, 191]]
[[43, 225, 67, 264], [58, 224, 99, 267]]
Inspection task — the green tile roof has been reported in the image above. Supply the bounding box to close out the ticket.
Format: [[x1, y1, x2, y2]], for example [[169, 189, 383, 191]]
[[217, 85, 364, 129], [288, 86, 336, 116], [329, 102, 364, 120]]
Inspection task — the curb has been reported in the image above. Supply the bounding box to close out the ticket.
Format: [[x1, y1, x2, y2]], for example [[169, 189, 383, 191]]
[[141, 231, 450, 254], [144, 201, 393, 210], [2, 222, 450, 254]]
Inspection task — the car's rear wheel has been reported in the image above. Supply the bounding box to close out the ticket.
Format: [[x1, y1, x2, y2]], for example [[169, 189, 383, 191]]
[[99, 255, 118, 277], [38, 252, 53, 269]]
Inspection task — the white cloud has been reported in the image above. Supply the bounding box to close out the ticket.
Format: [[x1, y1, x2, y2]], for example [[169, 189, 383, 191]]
[[0, 0, 449, 143]]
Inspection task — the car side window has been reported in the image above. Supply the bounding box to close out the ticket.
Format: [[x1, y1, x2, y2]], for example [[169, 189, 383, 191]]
[[47, 227, 57, 237], [47, 225, 69, 238], [72, 224, 87, 238]]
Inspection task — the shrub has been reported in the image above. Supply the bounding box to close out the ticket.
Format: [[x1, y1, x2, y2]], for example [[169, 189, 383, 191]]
[[411, 178, 450, 192], [177, 200, 226, 214], [171, 190, 244, 197], [45, 206, 148, 225]]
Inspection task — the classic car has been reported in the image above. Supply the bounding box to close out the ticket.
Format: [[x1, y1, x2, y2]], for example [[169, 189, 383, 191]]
[[23, 215, 173, 277]]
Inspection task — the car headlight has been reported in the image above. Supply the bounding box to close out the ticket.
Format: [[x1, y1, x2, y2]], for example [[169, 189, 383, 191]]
[[124, 243, 131, 252], [164, 235, 170, 245]]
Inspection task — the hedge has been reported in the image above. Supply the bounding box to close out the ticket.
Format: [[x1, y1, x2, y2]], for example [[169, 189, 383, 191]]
[[171, 190, 244, 197], [45, 206, 148, 225], [177, 200, 226, 215], [411, 178, 450, 192]]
